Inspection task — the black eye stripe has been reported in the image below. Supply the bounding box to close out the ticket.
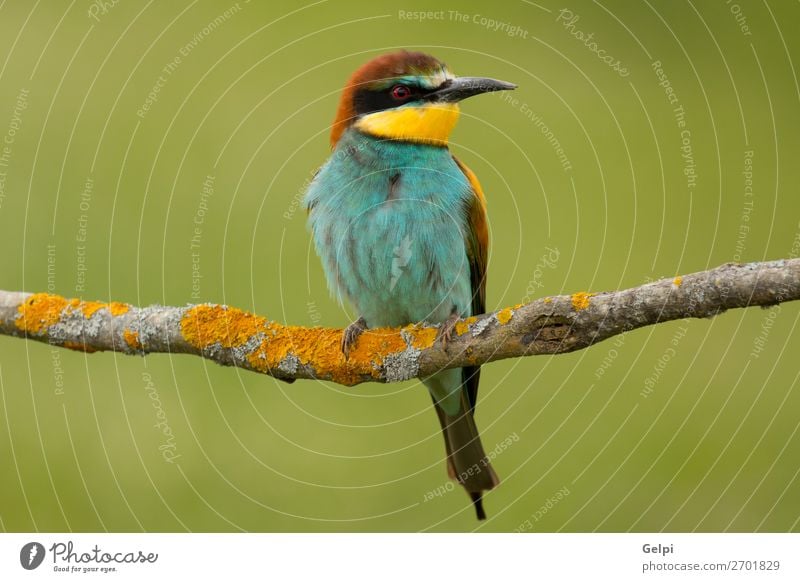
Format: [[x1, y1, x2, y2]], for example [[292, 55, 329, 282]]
[[353, 84, 432, 116]]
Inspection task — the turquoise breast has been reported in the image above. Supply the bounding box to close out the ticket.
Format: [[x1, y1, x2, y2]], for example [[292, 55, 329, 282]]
[[305, 129, 475, 328]]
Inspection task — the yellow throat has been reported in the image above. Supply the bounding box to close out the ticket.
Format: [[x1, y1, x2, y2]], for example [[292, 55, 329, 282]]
[[354, 102, 460, 146]]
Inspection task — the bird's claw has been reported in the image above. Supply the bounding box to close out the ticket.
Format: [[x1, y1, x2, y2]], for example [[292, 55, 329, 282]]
[[437, 311, 461, 349], [341, 316, 367, 360]]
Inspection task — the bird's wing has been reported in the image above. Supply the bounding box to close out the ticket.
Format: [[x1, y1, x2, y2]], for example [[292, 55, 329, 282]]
[[452, 156, 488, 413]]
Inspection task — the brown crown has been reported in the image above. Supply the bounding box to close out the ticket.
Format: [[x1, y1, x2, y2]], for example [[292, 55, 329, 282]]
[[329, 50, 445, 147]]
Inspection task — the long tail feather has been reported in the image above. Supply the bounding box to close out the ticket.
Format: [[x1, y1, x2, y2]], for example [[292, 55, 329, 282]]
[[433, 392, 499, 520], [470, 493, 487, 520]]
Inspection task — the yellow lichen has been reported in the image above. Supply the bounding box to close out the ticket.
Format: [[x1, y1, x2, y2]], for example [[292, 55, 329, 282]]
[[571, 291, 595, 311], [348, 328, 407, 362], [406, 325, 437, 349], [673, 276, 683, 287], [108, 302, 130, 316], [124, 329, 142, 350], [181, 304, 268, 349], [16, 293, 133, 336], [247, 324, 395, 386], [543, 297, 552, 304], [78, 300, 107, 318], [182, 305, 382, 385], [496, 307, 513, 325], [180, 304, 448, 385], [75, 299, 129, 318], [16, 293, 72, 334], [455, 316, 478, 336], [246, 326, 311, 375]]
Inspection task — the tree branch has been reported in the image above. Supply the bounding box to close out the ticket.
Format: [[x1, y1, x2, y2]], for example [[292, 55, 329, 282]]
[[1, 259, 798, 386]]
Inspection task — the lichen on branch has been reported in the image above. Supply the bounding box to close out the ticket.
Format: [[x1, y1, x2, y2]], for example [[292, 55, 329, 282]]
[[0, 258, 798, 386]]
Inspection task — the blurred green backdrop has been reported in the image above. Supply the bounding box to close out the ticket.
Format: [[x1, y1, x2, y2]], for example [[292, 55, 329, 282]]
[[0, 0, 799, 532]]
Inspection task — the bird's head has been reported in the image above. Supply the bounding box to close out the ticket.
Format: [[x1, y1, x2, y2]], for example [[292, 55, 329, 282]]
[[330, 50, 516, 148]]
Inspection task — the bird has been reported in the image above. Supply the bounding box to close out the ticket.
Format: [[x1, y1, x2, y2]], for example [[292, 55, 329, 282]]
[[304, 50, 515, 520]]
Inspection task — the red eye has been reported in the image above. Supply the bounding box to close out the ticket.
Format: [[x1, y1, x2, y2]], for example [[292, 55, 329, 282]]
[[391, 84, 411, 100]]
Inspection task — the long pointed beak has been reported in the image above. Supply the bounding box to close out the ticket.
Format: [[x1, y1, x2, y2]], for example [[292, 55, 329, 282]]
[[425, 76, 517, 103]]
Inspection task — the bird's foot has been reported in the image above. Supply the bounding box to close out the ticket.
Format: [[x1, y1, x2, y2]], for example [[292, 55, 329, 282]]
[[437, 310, 461, 349], [341, 316, 367, 360]]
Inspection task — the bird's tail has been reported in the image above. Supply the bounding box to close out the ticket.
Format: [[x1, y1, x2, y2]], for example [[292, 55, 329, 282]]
[[433, 393, 499, 520]]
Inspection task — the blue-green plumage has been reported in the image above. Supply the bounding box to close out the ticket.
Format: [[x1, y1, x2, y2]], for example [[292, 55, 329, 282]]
[[305, 129, 472, 414]]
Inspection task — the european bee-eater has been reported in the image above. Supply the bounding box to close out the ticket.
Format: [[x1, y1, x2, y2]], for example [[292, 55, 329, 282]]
[[304, 50, 515, 520]]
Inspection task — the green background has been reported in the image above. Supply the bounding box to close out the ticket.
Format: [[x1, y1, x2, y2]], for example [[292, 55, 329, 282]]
[[1, 0, 799, 532]]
